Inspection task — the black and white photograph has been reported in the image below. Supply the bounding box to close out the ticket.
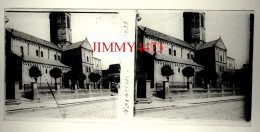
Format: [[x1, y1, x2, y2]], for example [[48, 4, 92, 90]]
[[4, 9, 132, 120], [134, 10, 253, 124], [1, 1, 260, 131]]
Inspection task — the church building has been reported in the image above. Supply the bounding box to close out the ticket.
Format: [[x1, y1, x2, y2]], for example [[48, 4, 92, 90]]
[[5, 12, 102, 99], [135, 12, 236, 99]]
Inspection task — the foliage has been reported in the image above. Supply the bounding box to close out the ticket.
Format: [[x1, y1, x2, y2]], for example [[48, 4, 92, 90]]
[[88, 72, 101, 89], [222, 71, 234, 87], [88, 73, 101, 83], [182, 66, 195, 89], [108, 75, 120, 83], [66, 70, 78, 82], [161, 65, 174, 81], [50, 67, 62, 90], [222, 72, 231, 82], [77, 72, 86, 81], [210, 72, 219, 81], [50, 67, 62, 79], [29, 66, 42, 82], [65, 70, 87, 89], [182, 66, 195, 79]]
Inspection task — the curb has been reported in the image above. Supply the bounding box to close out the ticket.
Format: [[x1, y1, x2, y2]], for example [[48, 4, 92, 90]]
[[135, 97, 244, 113], [6, 97, 118, 114]]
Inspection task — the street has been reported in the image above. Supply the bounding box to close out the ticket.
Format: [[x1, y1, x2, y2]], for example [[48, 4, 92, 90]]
[[5, 99, 118, 119], [135, 100, 246, 121]]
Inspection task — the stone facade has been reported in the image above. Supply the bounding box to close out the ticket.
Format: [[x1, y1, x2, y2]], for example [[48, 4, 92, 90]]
[[136, 12, 236, 99], [183, 12, 206, 49], [5, 12, 102, 99]]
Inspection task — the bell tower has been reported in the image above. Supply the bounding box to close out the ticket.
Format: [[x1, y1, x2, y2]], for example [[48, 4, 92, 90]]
[[183, 12, 206, 49], [49, 12, 72, 50]]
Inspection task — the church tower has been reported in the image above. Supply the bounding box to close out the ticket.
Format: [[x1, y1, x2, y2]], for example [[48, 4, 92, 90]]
[[183, 12, 206, 49], [49, 12, 72, 50]]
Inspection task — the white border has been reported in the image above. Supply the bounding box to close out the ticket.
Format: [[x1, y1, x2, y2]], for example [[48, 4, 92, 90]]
[[1, 0, 260, 132]]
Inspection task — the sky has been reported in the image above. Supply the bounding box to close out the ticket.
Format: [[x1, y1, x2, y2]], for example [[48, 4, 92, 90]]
[[138, 10, 253, 69], [5, 10, 253, 69], [5, 11, 125, 70]]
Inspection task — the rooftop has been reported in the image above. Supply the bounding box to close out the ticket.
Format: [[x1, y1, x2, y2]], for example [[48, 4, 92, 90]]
[[22, 55, 70, 68], [155, 53, 203, 67], [138, 26, 195, 50], [6, 28, 62, 51], [65, 38, 92, 51], [198, 38, 226, 50]]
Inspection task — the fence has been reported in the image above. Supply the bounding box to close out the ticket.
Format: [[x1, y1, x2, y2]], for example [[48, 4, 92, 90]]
[[154, 82, 243, 100], [22, 83, 112, 101]]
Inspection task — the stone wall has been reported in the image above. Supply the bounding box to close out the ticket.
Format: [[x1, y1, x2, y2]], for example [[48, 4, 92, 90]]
[[22, 61, 70, 88], [154, 60, 203, 87]]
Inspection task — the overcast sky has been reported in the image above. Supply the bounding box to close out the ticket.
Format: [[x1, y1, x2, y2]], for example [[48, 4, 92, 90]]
[[5, 10, 253, 69], [138, 10, 253, 69], [5, 11, 124, 70]]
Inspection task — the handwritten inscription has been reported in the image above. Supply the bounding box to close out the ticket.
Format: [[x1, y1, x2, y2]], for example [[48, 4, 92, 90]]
[[122, 70, 130, 115]]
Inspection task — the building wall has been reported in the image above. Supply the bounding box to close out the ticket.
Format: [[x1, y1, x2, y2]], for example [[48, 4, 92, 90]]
[[10, 37, 70, 89], [93, 58, 101, 72], [215, 47, 227, 64], [143, 35, 195, 60], [154, 60, 203, 87], [22, 61, 70, 87], [12, 37, 62, 61], [227, 57, 235, 71]]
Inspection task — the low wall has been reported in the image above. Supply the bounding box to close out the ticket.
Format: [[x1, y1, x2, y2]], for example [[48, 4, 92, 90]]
[[39, 89, 111, 101], [166, 88, 243, 100]]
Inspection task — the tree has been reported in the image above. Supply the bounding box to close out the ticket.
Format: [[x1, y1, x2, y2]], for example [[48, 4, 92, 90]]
[[210, 72, 219, 88], [65, 70, 78, 90], [77, 72, 86, 88], [108, 75, 120, 84], [222, 71, 233, 88], [182, 66, 195, 89], [49, 67, 62, 90], [29, 66, 42, 82], [88, 73, 101, 89], [161, 65, 174, 81]]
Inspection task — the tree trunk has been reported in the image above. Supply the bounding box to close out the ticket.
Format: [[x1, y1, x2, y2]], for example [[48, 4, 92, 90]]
[[94, 82, 96, 89], [54, 78, 57, 90], [166, 76, 169, 81], [187, 77, 190, 89]]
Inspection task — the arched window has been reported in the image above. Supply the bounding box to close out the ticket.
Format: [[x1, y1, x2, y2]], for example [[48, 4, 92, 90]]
[[89, 67, 91, 72], [41, 51, 43, 57], [58, 56, 61, 61], [178, 67, 180, 73], [86, 66, 88, 72], [87, 56, 89, 62], [169, 48, 172, 55], [220, 55, 222, 62], [187, 53, 190, 59], [174, 50, 176, 56], [45, 69, 48, 74], [54, 55, 56, 60], [36, 50, 39, 56], [191, 54, 194, 60]]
